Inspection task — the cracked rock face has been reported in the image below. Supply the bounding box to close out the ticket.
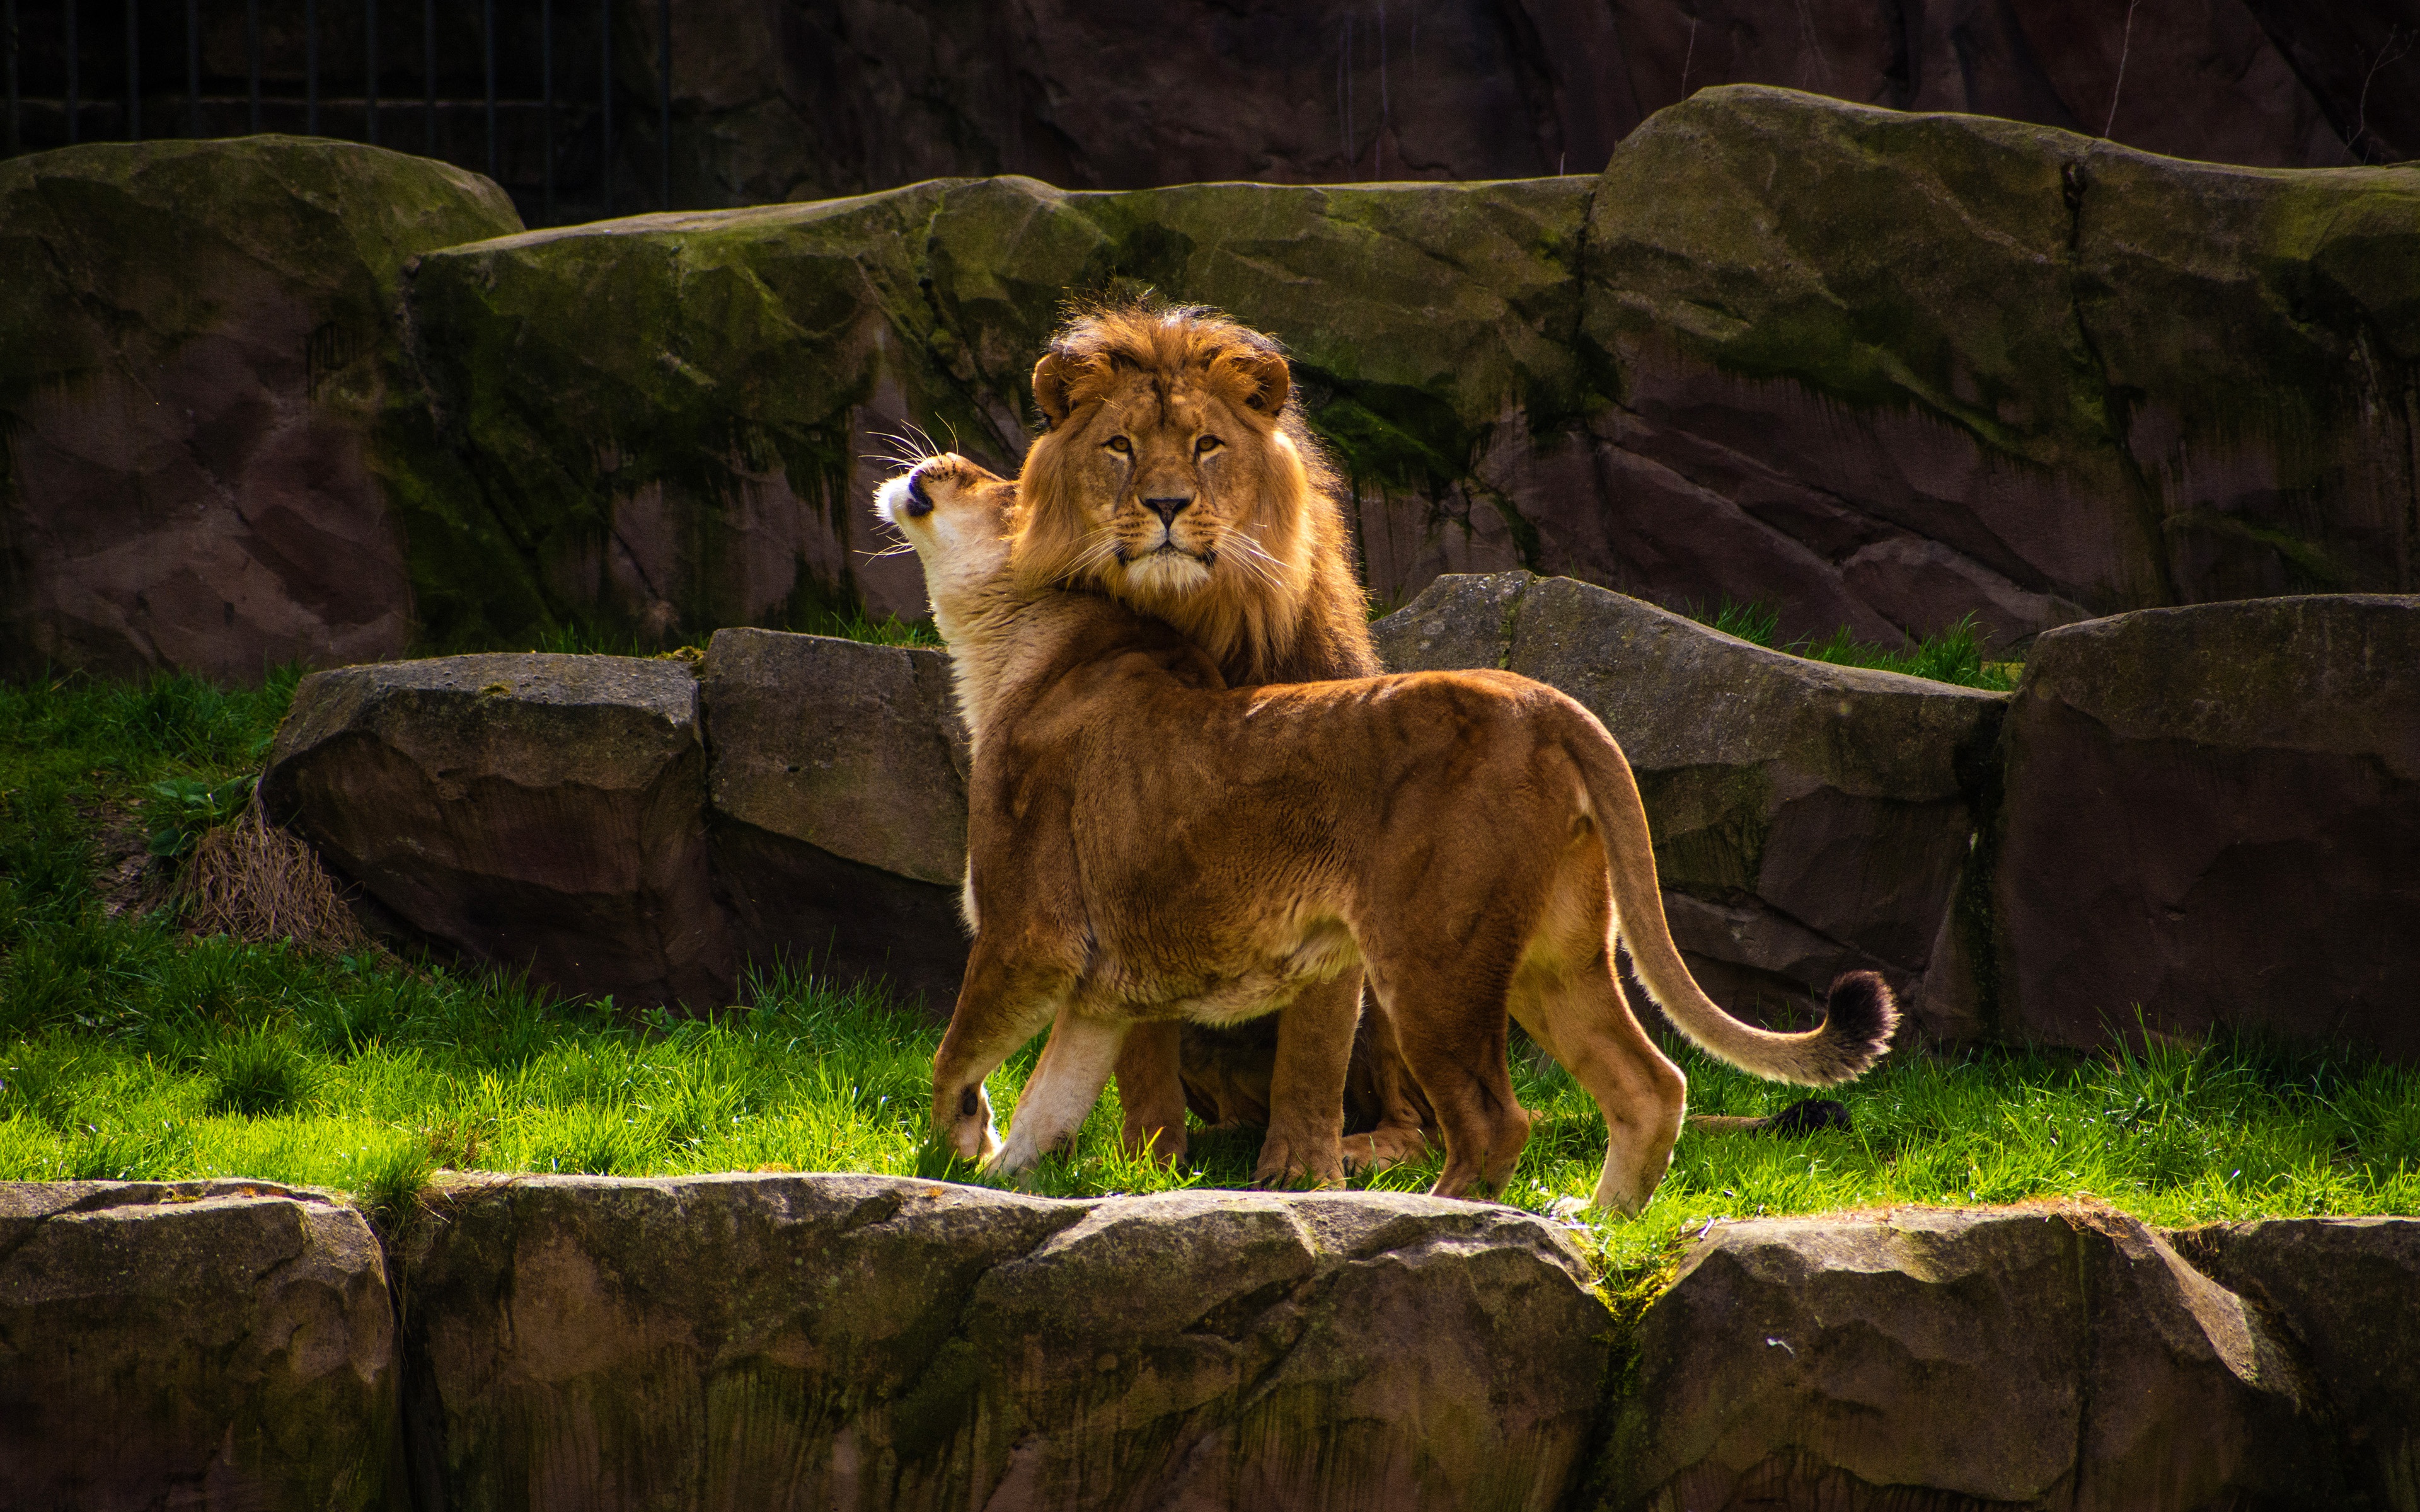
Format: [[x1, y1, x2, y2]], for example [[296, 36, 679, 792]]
[[398, 1173, 1607, 1512], [1376, 571, 2004, 1042], [260, 653, 734, 1009], [1605, 1205, 2329, 1512], [700, 627, 975, 1011], [1994, 595, 2420, 1059], [0, 136, 521, 684], [0, 1179, 401, 1511], [2182, 1217, 2420, 1511]]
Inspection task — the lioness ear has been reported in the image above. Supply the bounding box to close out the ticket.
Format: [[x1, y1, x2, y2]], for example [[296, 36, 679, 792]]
[[1210, 348, 1290, 423], [1032, 352, 1095, 429]]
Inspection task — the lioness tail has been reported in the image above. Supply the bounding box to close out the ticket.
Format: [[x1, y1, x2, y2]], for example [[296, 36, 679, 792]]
[[1570, 721, 1898, 1086]]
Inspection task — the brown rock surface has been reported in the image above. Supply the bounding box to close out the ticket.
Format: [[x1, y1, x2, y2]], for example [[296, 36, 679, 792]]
[[1605, 1205, 2327, 1511], [0, 136, 521, 684], [259, 652, 732, 1009], [2184, 1217, 2420, 1511], [0, 1179, 401, 1511], [1377, 571, 2005, 1040], [1993, 595, 2420, 1058], [700, 627, 972, 1009], [399, 1172, 1608, 1512]]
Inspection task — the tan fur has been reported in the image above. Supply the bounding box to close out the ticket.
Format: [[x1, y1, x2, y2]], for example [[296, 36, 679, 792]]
[[877, 459, 1899, 1215], [1007, 302, 1430, 1182]]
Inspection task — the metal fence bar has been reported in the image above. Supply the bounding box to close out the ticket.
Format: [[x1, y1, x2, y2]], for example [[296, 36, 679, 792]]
[[366, 0, 377, 144], [659, 0, 668, 208], [597, 0, 609, 215], [248, 0, 260, 131], [185, 0, 199, 135], [63, 0, 73, 144], [306, 0, 318, 134], [541, 0, 553, 222], [422, 0, 432, 154], [481, 0, 493, 176], [125, 0, 137, 140], [5, 0, 18, 157]]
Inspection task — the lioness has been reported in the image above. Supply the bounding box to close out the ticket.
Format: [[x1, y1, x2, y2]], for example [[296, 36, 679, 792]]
[[877, 455, 1897, 1214], [1010, 301, 1432, 1184]]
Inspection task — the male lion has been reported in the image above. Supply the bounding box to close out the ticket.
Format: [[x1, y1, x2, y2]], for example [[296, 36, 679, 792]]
[[875, 454, 1897, 1215], [1008, 301, 1431, 1184]]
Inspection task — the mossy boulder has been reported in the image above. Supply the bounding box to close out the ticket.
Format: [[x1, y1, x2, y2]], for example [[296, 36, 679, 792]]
[[396, 171, 1595, 643], [1375, 571, 2005, 1040], [398, 1173, 1607, 1511], [1582, 86, 2420, 647], [260, 652, 733, 1009], [0, 1179, 401, 1511], [1993, 595, 2420, 1059], [1603, 1206, 2331, 1511], [0, 135, 520, 683], [2182, 1217, 2420, 1510]]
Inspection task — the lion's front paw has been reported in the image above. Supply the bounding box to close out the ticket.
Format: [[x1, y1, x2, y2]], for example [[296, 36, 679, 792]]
[[1250, 1133, 1344, 1190]]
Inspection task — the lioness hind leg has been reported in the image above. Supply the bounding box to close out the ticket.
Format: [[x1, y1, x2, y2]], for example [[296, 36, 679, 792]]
[[1368, 971, 1533, 1201], [991, 1005, 1131, 1175], [1522, 951, 1686, 1217]]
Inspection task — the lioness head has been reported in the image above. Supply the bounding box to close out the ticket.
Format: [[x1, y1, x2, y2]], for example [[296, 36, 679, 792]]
[[872, 452, 1018, 641], [1011, 302, 1370, 684]]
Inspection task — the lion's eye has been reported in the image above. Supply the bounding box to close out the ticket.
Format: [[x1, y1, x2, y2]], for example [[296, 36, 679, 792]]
[[1105, 435, 1131, 454], [1196, 435, 1223, 455]]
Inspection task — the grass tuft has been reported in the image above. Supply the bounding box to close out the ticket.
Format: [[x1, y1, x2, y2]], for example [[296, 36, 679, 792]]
[[1688, 599, 2017, 692]]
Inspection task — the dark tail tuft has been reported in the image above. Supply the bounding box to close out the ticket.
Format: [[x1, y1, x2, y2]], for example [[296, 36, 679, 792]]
[[1816, 970, 1899, 1084]]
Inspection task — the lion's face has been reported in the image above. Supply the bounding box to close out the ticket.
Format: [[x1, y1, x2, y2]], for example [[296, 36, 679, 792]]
[[873, 452, 1018, 638], [1039, 365, 1281, 601]]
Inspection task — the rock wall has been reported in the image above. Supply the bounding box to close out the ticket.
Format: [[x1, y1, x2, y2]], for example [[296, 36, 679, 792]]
[[0, 135, 522, 682], [10, 88, 2419, 679], [12, 1174, 2419, 1511], [261, 580, 2419, 1065], [390, 85, 2420, 656], [635, 0, 2416, 212]]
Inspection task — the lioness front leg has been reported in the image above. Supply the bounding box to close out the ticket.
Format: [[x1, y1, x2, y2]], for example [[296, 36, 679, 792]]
[[931, 943, 1069, 1164], [991, 1006, 1131, 1175], [1253, 973, 1357, 1188]]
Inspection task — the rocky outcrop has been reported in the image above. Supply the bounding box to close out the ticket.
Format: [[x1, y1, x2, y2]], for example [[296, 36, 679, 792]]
[[1605, 1205, 2331, 1511], [398, 1174, 1607, 1512], [0, 136, 521, 684], [389, 86, 2419, 664], [1376, 571, 2005, 1040], [2183, 1217, 2420, 1511], [0, 1179, 400, 1512], [13, 90, 2418, 677], [260, 653, 733, 1009], [1993, 595, 2420, 1059], [639, 0, 2402, 211], [701, 627, 972, 1007]]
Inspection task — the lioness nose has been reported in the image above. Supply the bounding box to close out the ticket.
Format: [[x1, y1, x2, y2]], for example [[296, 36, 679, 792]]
[[1144, 495, 1192, 526]]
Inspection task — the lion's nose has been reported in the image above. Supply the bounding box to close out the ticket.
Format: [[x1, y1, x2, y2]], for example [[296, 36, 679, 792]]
[[1143, 495, 1192, 526]]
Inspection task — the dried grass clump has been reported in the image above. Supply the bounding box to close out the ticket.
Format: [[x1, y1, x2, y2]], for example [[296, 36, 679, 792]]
[[178, 803, 365, 951]]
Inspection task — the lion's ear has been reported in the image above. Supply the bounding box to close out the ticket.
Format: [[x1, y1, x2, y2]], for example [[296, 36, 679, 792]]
[[1032, 352, 1097, 428], [1210, 348, 1290, 423]]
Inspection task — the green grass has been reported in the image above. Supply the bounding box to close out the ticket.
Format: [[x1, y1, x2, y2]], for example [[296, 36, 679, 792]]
[[6, 670, 2414, 1280], [1691, 599, 2020, 692]]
